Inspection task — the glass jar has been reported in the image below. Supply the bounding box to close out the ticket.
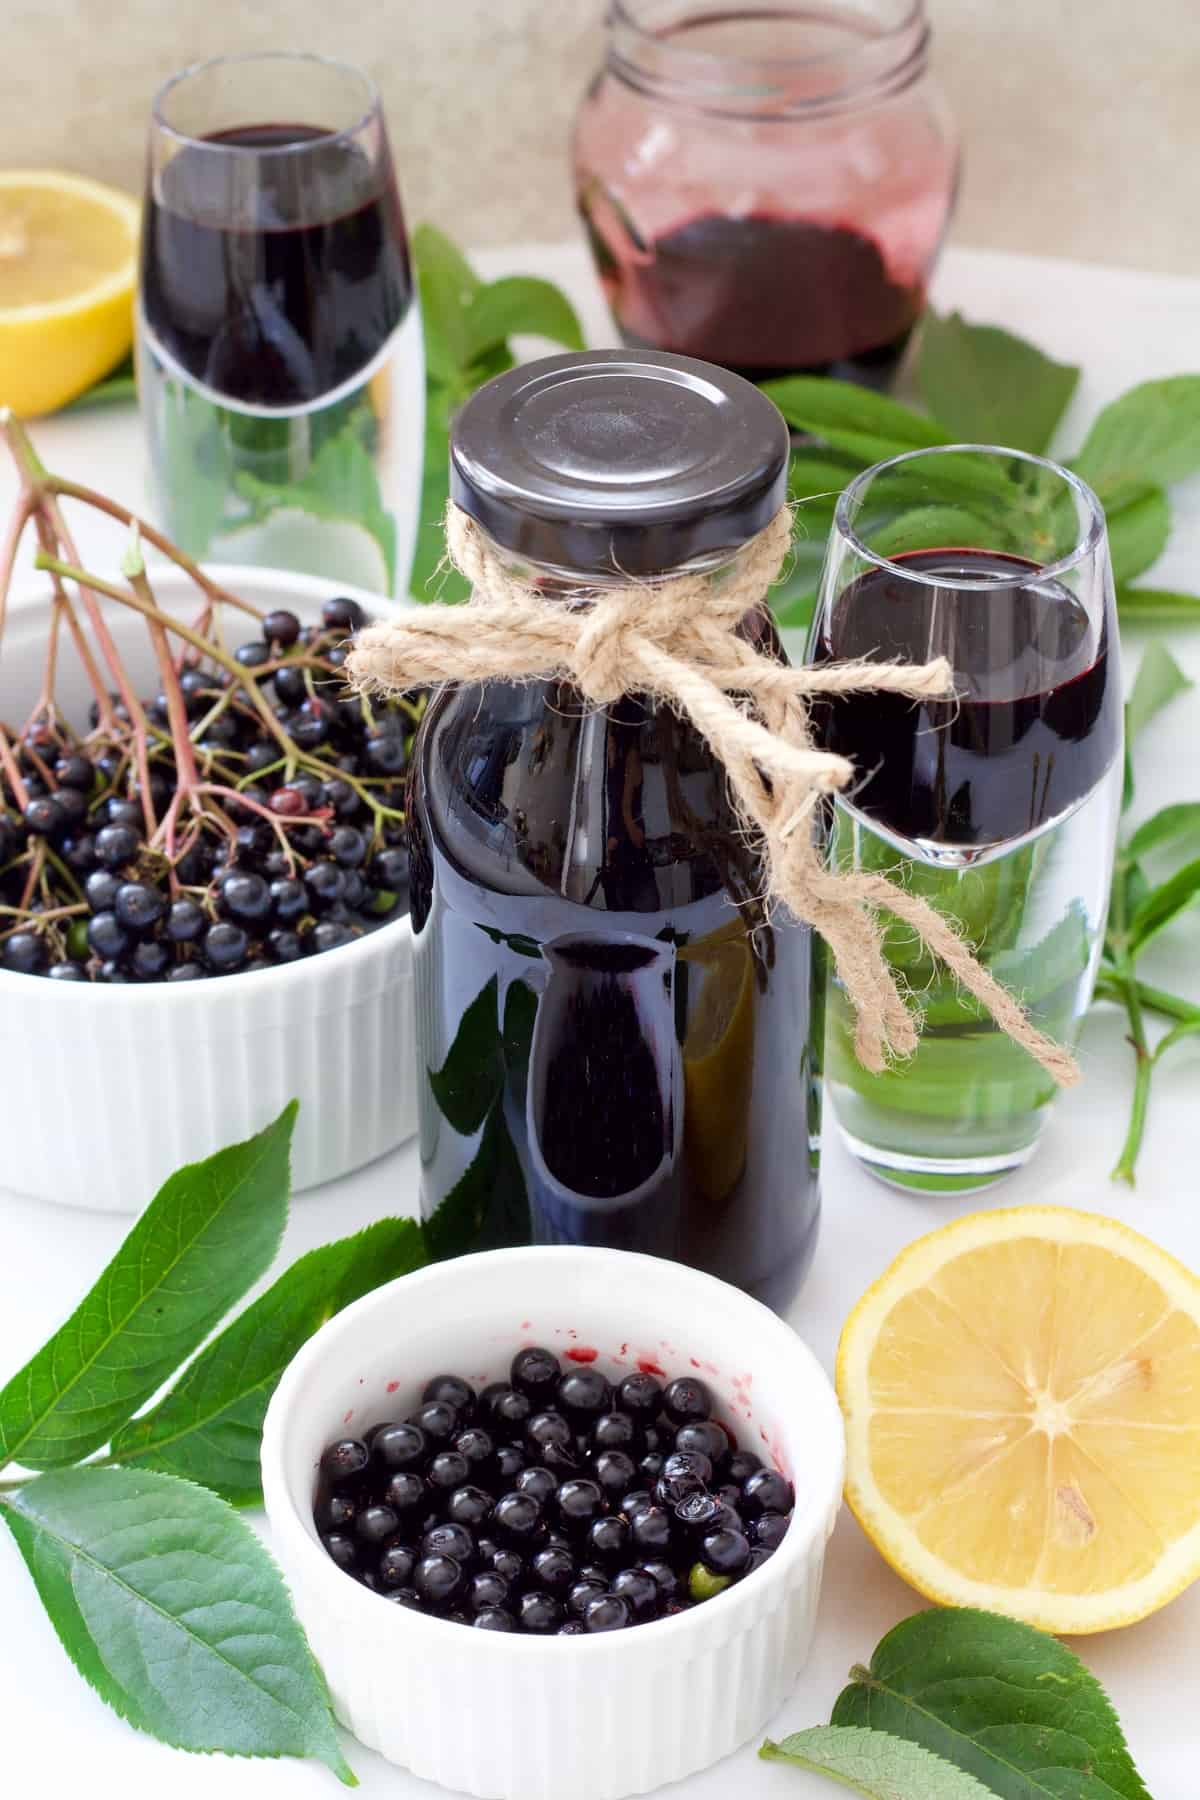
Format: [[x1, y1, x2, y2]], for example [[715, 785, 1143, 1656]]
[[574, 0, 958, 391], [407, 351, 823, 1311]]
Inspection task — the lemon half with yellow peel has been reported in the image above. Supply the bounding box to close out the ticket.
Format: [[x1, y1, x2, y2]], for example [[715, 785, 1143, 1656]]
[[837, 1206, 1200, 1633], [0, 171, 139, 416], [681, 926, 755, 1205]]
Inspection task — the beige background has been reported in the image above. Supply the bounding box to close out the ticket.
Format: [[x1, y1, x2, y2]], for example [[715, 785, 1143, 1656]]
[[3, 0, 1197, 275]]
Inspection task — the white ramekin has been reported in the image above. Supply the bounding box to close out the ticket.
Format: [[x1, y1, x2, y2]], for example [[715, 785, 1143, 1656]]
[[261, 1245, 845, 1800], [0, 564, 416, 1211]]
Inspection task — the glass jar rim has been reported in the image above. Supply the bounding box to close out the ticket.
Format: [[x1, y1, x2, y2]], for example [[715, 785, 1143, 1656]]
[[607, 0, 930, 115], [152, 51, 380, 153], [834, 444, 1107, 589], [611, 0, 924, 70]]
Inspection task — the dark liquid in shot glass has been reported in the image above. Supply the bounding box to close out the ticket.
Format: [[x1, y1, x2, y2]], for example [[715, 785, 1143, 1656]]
[[810, 549, 1122, 848], [141, 122, 413, 406]]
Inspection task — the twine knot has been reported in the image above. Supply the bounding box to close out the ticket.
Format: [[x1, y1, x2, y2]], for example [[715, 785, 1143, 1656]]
[[574, 588, 664, 706], [347, 504, 1079, 1087]]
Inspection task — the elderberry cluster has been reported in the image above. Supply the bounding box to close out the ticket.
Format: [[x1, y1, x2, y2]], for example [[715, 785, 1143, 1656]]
[[315, 1347, 793, 1634], [0, 596, 424, 982]]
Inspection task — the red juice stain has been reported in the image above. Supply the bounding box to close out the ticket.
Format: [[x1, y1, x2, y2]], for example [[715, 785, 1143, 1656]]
[[520, 1320, 531, 1331], [342, 1410, 353, 1425], [566, 1345, 598, 1364], [386, 1380, 399, 1394], [637, 1357, 666, 1377]]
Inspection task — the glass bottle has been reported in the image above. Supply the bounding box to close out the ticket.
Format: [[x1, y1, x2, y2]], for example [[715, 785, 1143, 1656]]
[[407, 350, 822, 1311], [574, 0, 958, 392]]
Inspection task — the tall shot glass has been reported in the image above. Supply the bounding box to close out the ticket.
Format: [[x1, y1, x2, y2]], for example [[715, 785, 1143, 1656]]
[[807, 446, 1122, 1192], [138, 52, 423, 595]]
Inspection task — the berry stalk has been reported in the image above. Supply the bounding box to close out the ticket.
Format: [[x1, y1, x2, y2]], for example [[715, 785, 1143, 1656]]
[[0, 417, 422, 984]]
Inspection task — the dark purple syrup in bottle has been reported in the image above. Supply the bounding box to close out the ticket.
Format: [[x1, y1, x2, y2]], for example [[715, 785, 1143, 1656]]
[[408, 672, 822, 1309], [406, 350, 820, 1312]]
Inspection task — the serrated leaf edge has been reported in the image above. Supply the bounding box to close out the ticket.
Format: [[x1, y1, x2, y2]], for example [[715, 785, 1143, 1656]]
[[846, 1607, 1151, 1800], [0, 1104, 296, 1472], [761, 1724, 997, 1798], [1, 1469, 355, 1785], [111, 1218, 427, 1501]]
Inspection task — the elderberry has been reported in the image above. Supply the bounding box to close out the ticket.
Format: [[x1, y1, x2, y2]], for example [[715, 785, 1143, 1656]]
[[0, 601, 425, 984]]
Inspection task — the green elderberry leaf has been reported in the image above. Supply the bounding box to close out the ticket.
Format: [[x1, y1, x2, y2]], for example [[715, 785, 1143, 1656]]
[[761, 1726, 996, 1799], [413, 223, 482, 384], [1105, 486, 1169, 585], [110, 1218, 427, 1504], [0, 1105, 295, 1473], [1074, 375, 1200, 501], [1, 1466, 353, 1782], [1126, 642, 1193, 745], [917, 311, 1080, 455], [831, 1608, 1151, 1800], [762, 376, 951, 449], [1127, 856, 1200, 955], [1116, 584, 1200, 624], [463, 276, 584, 362]]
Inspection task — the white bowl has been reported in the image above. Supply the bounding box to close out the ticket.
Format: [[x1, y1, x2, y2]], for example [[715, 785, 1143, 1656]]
[[261, 1245, 845, 1800], [0, 564, 416, 1211]]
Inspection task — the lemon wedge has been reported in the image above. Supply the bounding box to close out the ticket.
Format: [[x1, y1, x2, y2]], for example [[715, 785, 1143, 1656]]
[[681, 925, 755, 1205], [837, 1205, 1200, 1633], [0, 171, 139, 416]]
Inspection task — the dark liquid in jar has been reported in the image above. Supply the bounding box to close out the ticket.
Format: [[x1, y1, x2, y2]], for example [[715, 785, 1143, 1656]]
[[407, 645, 822, 1311], [583, 208, 922, 392]]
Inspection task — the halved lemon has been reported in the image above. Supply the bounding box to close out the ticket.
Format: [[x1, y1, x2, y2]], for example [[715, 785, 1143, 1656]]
[[837, 1206, 1200, 1633], [0, 171, 139, 416]]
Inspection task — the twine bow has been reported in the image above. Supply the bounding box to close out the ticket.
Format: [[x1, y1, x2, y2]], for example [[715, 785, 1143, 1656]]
[[348, 505, 1079, 1085]]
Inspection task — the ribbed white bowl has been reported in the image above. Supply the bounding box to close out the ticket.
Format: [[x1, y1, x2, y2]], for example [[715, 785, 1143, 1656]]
[[261, 1246, 845, 1800], [0, 565, 416, 1211]]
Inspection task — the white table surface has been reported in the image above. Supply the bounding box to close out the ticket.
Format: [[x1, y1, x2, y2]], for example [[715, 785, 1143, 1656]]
[[2, 242, 1200, 1798]]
